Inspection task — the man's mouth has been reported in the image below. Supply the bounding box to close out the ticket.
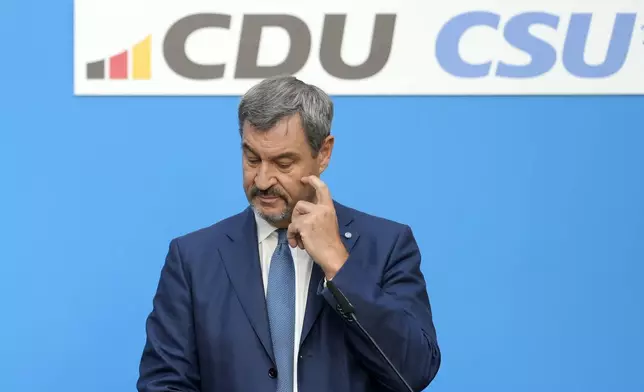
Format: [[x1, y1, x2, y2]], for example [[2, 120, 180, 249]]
[[257, 195, 281, 202]]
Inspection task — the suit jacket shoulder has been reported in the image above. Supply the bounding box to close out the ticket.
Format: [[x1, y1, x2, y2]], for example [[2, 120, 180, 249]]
[[167, 208, 251, 263], [337, 202, 408, 229], [334, 201, 412, 242]]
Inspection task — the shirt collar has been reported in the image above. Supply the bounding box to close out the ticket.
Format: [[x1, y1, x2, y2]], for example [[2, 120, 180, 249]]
[[254, 211, 278, 243]]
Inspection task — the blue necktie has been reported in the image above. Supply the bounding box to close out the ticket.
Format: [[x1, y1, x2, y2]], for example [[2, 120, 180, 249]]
[[266, 229, 295, 392]]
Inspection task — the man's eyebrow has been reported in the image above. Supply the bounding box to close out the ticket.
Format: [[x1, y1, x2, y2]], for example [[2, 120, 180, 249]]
[[273, 152, 299, 160], [241, 143, 257, 155], [242, 143, 299, 160]]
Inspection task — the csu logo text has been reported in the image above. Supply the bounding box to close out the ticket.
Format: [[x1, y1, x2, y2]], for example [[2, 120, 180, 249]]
[[436, 11, 640, 79]]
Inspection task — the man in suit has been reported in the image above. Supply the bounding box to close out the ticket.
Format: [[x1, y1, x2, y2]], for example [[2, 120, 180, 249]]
[[137, 75, 441, 392]]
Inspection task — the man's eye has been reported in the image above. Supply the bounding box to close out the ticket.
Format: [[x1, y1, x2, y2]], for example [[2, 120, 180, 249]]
[[277, 161, 292, 169], [247, 157, 260, 164]]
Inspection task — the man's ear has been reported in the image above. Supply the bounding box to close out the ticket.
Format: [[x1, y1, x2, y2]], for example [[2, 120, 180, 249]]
[[317, 135, 335, 174]]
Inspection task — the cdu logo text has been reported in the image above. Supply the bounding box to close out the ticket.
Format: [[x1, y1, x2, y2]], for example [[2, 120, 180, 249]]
[[161, 13, 393, 81], [436, 11, 640, 79]]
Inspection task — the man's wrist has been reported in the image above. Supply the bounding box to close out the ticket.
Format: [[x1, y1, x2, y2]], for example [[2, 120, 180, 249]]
[[322, 255, 346, 280]]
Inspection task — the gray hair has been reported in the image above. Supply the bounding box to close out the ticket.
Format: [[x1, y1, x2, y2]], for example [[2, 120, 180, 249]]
[[238, 75, 334, 155]]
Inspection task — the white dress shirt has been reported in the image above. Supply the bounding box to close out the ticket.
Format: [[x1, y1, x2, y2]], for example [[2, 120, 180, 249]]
[[254, 212, 313, 392]]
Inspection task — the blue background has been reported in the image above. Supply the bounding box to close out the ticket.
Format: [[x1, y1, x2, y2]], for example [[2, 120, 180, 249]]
[[2, 1, 643, 391]]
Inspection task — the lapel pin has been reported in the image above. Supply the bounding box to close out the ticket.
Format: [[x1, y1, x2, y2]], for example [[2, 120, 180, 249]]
[[344, 232, 352, 239]]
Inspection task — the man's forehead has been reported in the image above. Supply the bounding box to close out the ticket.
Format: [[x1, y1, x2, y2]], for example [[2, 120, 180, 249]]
[[243, 119, 307, 146]]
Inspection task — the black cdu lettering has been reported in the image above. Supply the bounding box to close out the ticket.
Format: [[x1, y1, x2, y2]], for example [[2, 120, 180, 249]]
[[235, 14, 312, 78], [164, 13, 231, 79], [320, 14, 397, 79]]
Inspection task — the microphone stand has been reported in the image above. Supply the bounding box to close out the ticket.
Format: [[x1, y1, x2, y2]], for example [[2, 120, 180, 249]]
[[326, 280, 415, 392]]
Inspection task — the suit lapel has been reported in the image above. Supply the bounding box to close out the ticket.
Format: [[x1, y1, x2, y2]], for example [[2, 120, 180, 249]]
[[299, 201, 360, 347], [300, 263, 324, 347], [334, 200, 360, 256], [219, 208, 274, 363]]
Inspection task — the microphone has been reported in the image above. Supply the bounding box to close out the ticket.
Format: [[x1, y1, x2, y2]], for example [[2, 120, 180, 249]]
[[325, 280, 415, 392]]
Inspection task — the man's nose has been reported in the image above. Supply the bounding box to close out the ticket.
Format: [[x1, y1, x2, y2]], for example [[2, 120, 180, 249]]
[[254, 163, 276, 190]]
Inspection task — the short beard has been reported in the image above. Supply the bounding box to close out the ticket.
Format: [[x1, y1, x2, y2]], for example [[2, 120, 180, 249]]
[[248, 184, 292, 226], [251, 203, 292, 226]]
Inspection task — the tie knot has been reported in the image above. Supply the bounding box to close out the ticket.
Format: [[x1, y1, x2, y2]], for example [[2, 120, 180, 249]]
[[276, 228, 288, 245]]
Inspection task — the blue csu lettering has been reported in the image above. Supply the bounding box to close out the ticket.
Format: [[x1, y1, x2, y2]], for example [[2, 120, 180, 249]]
[[435, 11, 638, 78]]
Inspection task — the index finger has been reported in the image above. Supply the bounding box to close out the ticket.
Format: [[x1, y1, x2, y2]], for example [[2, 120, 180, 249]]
[[294, 200, 316, 215], [287, 221, 300, 248], [302, 175, 332, 205]]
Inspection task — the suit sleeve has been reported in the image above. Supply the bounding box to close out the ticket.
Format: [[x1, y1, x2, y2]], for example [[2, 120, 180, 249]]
[[319, 225, 441, 391], [137, 239, 201, 392]]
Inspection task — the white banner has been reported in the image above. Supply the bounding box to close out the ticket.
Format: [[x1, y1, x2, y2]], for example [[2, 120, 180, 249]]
[[74, 0, 644, 95]]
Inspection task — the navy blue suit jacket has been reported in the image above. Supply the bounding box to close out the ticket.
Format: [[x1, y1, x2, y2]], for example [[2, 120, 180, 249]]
[[137, 201, 441, 392]]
